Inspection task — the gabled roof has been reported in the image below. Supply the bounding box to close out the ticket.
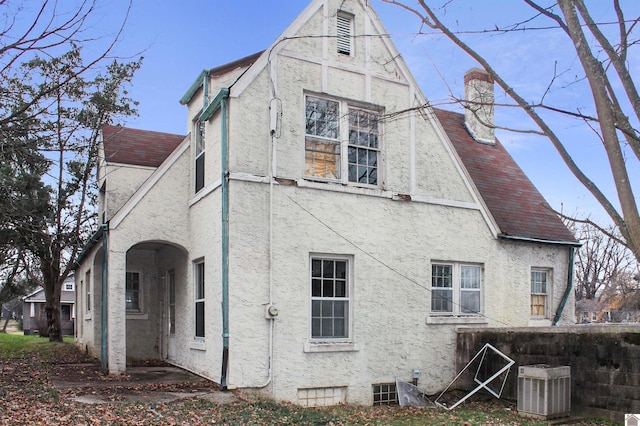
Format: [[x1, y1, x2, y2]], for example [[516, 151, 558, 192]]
[[435, 108, 578, 244], [101, 125, 186, 168], [179, 51, 265, 105]]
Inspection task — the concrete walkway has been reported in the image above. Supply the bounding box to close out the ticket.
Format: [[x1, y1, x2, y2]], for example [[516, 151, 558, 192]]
[[51, 363, 239, 405]]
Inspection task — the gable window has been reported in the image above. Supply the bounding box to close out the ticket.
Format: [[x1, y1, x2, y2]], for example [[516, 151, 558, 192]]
[[310, 256, 350, 339], [531, 269, 549, 318], [64, 282, 74, 291], [348, 109, 379, 184], [431, 263, 482, 315], [337, 11, 354, 55], [305, 95, 380, 186], [194, 261, 205, 339], [85, 270, 91, 312], [306, 96, 340, 179], [126, 272, 141, 311], [194, 119, 205, 193]]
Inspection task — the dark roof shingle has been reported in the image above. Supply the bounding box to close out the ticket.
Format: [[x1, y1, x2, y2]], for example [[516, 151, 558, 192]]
[[101, 125, 186, 168], [435, 108, 577, 244]]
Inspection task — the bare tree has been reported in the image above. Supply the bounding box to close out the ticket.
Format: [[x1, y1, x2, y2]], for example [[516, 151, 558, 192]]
[[0, 0, 138, 342], [382, 0, 640, 262], [567, 220, 636, 300]]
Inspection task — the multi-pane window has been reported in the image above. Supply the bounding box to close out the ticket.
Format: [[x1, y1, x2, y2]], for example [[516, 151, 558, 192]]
[[195, 261, 205, 338], [305, 95, 380, 186], [305, 97, 340, 179], [373, 383, 398, 406], [460, 265, 481, 314], [431, 263, 482, 315], [348, 109, 379, 185], [337, 11, 354, 55], [195, 120, 205, 193], [310, 257, 349, 339], [126, 272, 140, 311], [531, 269, 549, 317]]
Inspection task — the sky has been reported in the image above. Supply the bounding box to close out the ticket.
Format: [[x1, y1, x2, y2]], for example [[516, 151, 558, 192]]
[[16, 0, 639, 226]]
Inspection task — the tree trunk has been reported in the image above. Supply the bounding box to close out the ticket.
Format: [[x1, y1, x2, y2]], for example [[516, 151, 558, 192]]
[[46, 301, 62, 342], [1, 305, 8, 333]]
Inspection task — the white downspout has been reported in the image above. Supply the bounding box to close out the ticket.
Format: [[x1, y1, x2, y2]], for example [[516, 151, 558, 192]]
[[256, 98, 281, 391]]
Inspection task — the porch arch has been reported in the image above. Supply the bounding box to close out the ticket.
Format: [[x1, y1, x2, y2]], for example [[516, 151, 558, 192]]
[[124, 240, 188, 362]]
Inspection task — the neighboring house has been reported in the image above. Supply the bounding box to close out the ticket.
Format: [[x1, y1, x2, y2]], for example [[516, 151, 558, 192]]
[[22, 275, 76, 336], [73, 0, 579, 406]]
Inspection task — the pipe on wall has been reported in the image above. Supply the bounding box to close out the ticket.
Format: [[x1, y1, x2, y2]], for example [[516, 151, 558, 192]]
[[553, 246, 576, 326], [100, 222, 109, 373], [220, 93, 230, 390]]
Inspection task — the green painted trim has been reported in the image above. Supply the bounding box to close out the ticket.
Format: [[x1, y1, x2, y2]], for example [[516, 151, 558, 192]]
[[179, 69, 208, 105], [220, 92, 230, 389], [200, 88, 230, 121], [100, 222, 109, 373]]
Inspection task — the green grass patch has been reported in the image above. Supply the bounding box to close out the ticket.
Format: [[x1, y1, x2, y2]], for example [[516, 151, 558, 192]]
[[0, 333, 76, 359]]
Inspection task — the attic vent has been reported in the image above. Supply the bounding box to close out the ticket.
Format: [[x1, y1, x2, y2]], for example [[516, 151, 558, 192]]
[[337, 12, 353, 55]]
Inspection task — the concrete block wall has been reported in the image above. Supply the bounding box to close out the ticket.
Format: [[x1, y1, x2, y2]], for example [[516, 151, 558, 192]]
[[456, 325, 640, 423]]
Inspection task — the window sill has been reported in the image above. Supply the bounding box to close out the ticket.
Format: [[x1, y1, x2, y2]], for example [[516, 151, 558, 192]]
[[303, 341, 359, 353], [85, 313, 92, 321], [126, 312, 148, 320], [426, 316, 488, 325], [189, 340, 206, 351]]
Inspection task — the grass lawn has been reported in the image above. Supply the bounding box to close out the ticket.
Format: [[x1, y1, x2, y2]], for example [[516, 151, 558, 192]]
[[0, 333, 614, 425]]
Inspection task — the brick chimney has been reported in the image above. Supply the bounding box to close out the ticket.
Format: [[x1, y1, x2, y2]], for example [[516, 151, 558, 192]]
[[464, 68, 495, 144]]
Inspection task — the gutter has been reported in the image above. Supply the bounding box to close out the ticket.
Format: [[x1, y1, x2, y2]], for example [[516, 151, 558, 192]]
[[553, 246, 576, 326], [204, 87, 231, 390], [72, 225, 105, 269], [100, 222, 109, 372], [221, 92, 230, 390], [498, 234, 581, 247]]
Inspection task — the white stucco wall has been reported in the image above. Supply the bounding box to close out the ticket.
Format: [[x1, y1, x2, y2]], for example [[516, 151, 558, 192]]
[[104, 164, 155, 221], [77, 0, 575, 407], [224, 181, 573, 404]]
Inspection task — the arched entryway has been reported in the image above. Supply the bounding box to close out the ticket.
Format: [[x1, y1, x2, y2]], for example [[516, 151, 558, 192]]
[[125, 241, 188, 362]]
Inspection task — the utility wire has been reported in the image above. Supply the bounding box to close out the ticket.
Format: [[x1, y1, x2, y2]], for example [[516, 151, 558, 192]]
[[282, 191, 516, 328]]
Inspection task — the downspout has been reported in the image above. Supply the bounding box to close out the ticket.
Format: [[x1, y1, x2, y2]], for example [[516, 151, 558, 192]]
[[553, 246, 576, 326], [100, 222, 109, 373], [220, 92, 230, 390]]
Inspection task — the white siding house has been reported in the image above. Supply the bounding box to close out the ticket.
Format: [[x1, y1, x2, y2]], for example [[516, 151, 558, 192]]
[[74, 0, 578, 406]]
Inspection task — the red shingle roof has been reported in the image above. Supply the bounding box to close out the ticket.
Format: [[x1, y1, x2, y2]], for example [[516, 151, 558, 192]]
[[101, 125, 186, 168], [435, 108, 577, 244]]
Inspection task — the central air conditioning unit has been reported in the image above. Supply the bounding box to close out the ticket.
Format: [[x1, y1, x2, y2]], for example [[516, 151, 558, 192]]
[[517, 365, 571, 420]]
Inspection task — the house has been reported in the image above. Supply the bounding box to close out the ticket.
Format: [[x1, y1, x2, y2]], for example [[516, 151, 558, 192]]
[[22, 275, 75, 336], [73, 0, 579, 406]]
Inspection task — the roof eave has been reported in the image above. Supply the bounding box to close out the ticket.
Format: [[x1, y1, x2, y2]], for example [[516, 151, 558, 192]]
[[72, 225, 105, 269], [179, 69, 208, 105], [498, 234, 582, 247]]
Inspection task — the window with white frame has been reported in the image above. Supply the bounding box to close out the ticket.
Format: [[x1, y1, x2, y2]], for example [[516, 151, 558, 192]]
[[194, 119, 205, 193], [64, 282, 74, 291], [125, 272, 141, 311], [194, 261, 205, 339], [531, 269, 549, 318], [85, 270, 91, 312], [431, 263, 482, 315], [310, 256, 350, 339], [336, 11, 354, 55], [305, 95, 380, 186]]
